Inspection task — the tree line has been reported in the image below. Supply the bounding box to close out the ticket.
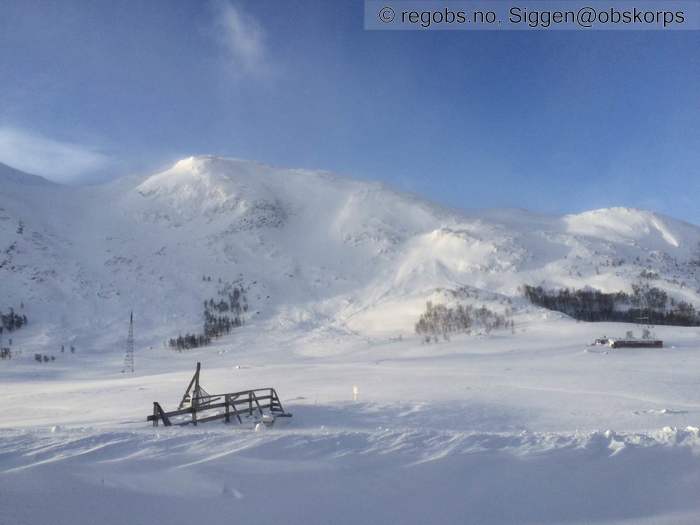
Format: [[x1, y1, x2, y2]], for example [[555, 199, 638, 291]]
[[203, 287, 247, 338], [522, 284, 700, 326], [415, 301, 514, 342], [1, 307, 27, 332], [1, 307, 28, 359], [169, 284, 248, 351], [168, 333, 212, 351]]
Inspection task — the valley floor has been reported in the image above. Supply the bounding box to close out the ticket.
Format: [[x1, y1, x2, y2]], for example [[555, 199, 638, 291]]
[[2, 319, 700, 524]]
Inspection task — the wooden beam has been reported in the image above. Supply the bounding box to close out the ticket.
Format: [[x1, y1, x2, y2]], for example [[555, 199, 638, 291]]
[[148, 402, 172, 426], [230, 400, 242, 424], [178, 362, 201, 409], [251, 391, 264, 416]]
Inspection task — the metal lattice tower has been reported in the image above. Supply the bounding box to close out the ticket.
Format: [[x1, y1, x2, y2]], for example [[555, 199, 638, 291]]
[[122, 311, 134, 373]]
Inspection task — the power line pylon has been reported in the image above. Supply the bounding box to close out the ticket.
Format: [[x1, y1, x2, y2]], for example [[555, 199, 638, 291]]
[[122, 311, 135, 373]]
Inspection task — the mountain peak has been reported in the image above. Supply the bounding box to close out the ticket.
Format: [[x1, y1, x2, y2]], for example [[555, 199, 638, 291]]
[[564, 207, 685, 249], [168, 155, 272, 174]]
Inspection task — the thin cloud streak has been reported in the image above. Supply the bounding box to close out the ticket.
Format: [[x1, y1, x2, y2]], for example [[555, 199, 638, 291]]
[[0, 127, 109, 183], [210, 0, 270, 77]]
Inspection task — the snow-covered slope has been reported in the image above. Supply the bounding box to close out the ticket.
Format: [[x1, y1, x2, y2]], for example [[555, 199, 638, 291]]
[[2, 156, 700, 349], [4, 157, 700, 525]]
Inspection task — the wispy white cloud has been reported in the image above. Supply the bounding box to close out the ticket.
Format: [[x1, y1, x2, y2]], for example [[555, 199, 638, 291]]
[[0, 127, 109, 183], [210, 0, 270, 76]]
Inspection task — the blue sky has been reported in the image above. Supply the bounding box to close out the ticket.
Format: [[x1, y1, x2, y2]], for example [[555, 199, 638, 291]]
[[0, 0, 698, 222]]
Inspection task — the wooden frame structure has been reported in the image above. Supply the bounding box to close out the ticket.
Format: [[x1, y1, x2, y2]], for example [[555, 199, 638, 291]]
[[147, 362, 291, 427]]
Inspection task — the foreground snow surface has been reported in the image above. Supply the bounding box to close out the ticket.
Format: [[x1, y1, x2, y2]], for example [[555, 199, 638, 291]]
[[2, 320, 700, 525]]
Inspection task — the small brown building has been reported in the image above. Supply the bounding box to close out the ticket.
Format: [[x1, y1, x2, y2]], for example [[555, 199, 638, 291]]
[[609, 339, 663, 349]]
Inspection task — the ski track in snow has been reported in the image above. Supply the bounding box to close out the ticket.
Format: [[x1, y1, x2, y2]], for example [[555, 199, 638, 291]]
[[3, 420, 700, 525]]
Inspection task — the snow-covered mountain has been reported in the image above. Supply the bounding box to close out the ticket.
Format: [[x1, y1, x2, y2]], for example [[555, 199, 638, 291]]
[[6, 157, 700, 525], [2, 156, 700, 350]]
